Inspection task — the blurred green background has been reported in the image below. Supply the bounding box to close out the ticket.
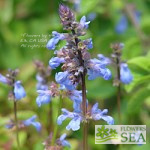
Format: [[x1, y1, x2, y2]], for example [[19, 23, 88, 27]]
[[0, 0, 150, 149]]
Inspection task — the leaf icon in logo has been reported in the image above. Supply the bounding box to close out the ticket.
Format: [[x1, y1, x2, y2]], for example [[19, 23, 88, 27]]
[[109, 129, 118, 137], [96, 125, 109, 138]]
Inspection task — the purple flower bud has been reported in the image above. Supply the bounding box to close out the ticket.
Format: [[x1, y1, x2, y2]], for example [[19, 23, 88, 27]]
[[115, 15, 128, 34], [46, 31, 65, 50], [23, 115, 41, 132], [120, 63, 133, 84], [14, 81, 26, 100], [0, 74, 9, 84], [91, 103, 114, 125], [80, 16, 90, 29], [49, 57, 65, 69], [36, 90, 51, 107], [84, 38, 93, 49]]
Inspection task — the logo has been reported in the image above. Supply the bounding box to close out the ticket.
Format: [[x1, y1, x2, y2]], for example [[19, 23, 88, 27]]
[[95, 125, 146, 144]]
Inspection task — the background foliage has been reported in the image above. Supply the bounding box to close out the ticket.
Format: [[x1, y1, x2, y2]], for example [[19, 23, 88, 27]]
[[0, 0, 150, 149]]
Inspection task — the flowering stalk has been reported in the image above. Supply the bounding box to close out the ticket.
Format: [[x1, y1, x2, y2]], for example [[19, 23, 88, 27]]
[[71, 28, 88, 149], [111, 43, 122, 124], [46, 4, 114, 150], [111, 43, 133, 124], [34, 60, 52, 133]]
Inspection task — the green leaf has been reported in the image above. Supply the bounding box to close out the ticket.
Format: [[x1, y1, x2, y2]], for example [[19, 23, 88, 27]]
[[128, 56, 150, 73], [125, 74, 150, 92], [127, 87, 150, 114], [87, 78, 116, 99]]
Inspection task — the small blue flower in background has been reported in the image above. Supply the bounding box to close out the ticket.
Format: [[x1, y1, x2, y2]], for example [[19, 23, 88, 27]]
[[87, 55, 112, 80], [115, 15, 128, 34], [46, 31, 65, 50], [91, 103, 114, 125], [115, 11, 141, 34], [134, 11, 141, 24], [120, 63, 133, 84], [0, 74, 10, 84], [79, 16, 90, 29], [73, 0, 81, 12], [55, 71, 76, 90], [23, 115, 41, 132], [14, 81, 26, 100], [58, 133, 71, 147], [36, 74, 48, 90], [87, 12, 97, 21], [57, 108, 82, 131], [5, 123, 14, 129], [49, 57, 65, 69], [36, 90, 51, 107]]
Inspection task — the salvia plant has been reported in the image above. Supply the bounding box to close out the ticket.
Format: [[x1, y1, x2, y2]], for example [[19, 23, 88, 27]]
[[0, 4, 134, 150], [0, 69, 41, 149], [45, 4, 114, 150]]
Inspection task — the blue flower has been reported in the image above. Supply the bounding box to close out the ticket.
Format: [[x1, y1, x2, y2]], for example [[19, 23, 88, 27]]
[[57, 108, 82, 131], [36, 90, 51, 107], [0, 74, 9, 84], [23, 115, 41, 132], [87, 13, 96, 21], [5, 123, 14, 129], [36, 74, 48, 90], [87, 56, 112, 80], [68, 90, 82, 112], [55, 71, 75, 90], [79, 16, 90, 29], [73, 0, 81, 12], [46, 31, 65, 50], [115, 15, 128, 34], [115, 11, 141, 34], [97, 54, 111, 65], [14, 81, 26, 100], [59, 133, 71, 147], [134, 11, 141, 24], [120, 63, 133, 84], [91, 103, 114, 125], [49, 57, 65, 69]]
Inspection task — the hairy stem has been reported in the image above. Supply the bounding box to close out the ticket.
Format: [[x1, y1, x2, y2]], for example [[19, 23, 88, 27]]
[[116, 57, 121, 125], [72, 29, 88, 150], [51, 95, 62, 146], [81, 72, 88, 150], [14, 100, 20, 150]]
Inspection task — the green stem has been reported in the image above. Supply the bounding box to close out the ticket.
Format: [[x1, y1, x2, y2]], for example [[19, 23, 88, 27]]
[[47, 102, 53, 133], [51, 95, 63, 146], [14, 100, 20, 150]]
